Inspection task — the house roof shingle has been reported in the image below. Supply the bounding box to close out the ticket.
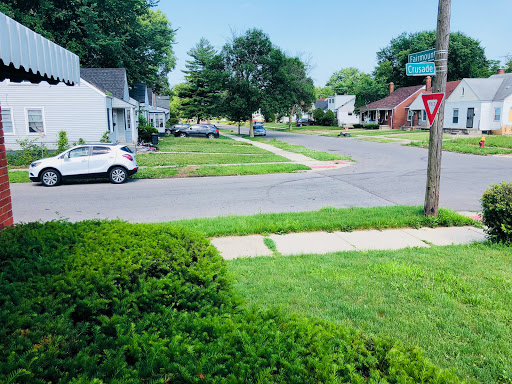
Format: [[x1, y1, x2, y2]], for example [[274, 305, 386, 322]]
[[360, 85, 424, 110], [129, 82, 147, 103], [315, 99, 328, 110], [156, 96, 170, 110], [80, 68, 127, 100], [489, 73, 512, 101]]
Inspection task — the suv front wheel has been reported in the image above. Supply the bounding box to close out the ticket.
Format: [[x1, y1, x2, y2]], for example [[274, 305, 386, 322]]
[[109, 166, 128, 184], [40, 169, 61, 187]]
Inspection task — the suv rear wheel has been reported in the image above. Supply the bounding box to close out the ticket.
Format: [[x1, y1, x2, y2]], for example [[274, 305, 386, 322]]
[[109, 166, 128, 184]]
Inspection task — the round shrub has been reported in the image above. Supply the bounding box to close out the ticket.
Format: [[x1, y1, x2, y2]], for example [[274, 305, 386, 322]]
[[138, 125, 158, 142], [0, 220, 466, 383], [481, 182, 512, 243]]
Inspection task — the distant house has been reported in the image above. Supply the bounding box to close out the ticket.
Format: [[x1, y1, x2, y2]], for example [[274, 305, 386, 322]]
[[406, 78, 461, 129], [81, 68, 138, 143], [360, 83, 425, 129], [444, 71, 512, 134], [147, 91, 170, 133], [325, 95, 359, 126], [129, 82, 150, 122]]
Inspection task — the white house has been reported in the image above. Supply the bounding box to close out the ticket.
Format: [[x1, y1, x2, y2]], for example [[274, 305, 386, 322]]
[[0, 68, 139, 150], [326, 95, 359, 126], [444, 72, 512, 134]]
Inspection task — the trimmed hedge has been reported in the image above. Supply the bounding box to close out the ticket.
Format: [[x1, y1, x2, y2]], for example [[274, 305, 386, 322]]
[[0, 221, 464, 383], [482, 182, 512, 243], [138, 125, 158, 142], [364, 124, 380, 129]]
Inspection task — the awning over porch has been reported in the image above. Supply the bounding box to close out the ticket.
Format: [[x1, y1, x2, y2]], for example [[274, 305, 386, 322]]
[[0, 12, 80, 85], [112, 97, 136, 109]]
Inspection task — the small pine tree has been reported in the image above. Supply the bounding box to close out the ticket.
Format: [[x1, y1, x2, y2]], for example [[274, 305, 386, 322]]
[[322, 110, 336, 126], [57, 131, 70, 153]]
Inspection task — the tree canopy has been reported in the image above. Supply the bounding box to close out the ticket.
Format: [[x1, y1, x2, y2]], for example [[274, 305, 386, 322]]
[[376, 31, 496, 87], [0, 0, 176, 93]]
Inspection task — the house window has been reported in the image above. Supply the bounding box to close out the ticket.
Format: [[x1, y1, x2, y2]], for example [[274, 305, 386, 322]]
[[348, 112, 353, 116], [422, 110, 427, 121], [494, 107, 501, 121], [0, 108, 14, 134], [126, 110, 132, 130], [461, 87, 465, 96], [452, 109, 459, 124], [107, 108, 111, 131], [407, 110, 413, 121], [26, 109, 45, 133]]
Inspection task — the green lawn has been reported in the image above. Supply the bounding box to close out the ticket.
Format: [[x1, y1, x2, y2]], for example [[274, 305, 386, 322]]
[[157, 136, 268, 154], [166, 206, 475, 237], [356, 137, 398, 143], [8, 170, 29, 183], [409, 139, 512, 155], [228, 242, 512, 383], [188, 163, 310, 177], [137, 152, 289, 167]]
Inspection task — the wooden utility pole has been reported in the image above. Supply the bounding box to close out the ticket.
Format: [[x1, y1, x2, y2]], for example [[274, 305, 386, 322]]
[[424, 0, 451, 216]]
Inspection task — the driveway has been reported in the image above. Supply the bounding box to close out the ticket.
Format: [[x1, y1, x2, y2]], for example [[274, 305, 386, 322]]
[[10, 126, 512, 223]]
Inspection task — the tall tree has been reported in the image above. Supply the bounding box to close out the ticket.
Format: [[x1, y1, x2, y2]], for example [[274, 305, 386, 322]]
[[314, 86, 334, 99], [178, 38, 222, 123], [376, 31, 494, 87], [269, 55, 315, 130], [0, 0, 176, 92], [326, 68, 387, 110], [221, 29, 282, 137]]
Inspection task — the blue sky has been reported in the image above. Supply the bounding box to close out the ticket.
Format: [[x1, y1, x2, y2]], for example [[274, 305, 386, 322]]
[[158, 0, 511, 87]]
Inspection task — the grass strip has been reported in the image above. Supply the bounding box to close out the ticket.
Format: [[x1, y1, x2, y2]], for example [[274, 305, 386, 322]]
[[165, 206, 476, 237], [137, 152, 289, 167], [8, 170, 29, 183], [241, 136, 353, 161], [133, 167, 179, 179], [228, 242, 512, 383], [408, 140, 512, 155], [188, 163, 310, 177], [356, 137, 398, 143]]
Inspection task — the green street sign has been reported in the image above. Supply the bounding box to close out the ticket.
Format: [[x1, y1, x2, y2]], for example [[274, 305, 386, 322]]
[[408, 48, 436, 64], [406, 62, 436, 76]]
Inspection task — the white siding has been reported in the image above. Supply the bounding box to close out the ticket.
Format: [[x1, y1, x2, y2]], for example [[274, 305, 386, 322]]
[[0, 79, 108, 149]]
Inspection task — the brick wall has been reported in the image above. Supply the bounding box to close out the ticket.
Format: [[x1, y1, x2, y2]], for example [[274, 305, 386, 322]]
[[392, 90, 427, 129], [0, 104, 14, 230]]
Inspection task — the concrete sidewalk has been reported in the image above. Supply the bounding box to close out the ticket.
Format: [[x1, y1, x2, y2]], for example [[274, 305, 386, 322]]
[[210, 226, 486, 260], [221, 132, 352, 171]]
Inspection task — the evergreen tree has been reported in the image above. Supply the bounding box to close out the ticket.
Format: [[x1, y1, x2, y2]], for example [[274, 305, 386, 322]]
[[178, 38, 221, 123]]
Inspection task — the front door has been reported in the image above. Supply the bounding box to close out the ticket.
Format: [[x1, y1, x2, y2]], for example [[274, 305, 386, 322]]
[[466, 108, 475, 128], [112, 110, 118, 143], [59, 146, 90, 176]]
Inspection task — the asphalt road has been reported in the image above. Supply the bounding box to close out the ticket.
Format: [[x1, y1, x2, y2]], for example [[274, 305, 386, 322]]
[[10, 126, 512, 223]]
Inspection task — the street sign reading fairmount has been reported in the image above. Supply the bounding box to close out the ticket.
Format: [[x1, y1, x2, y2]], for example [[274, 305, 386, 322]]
[[408, 48, 436, 64]]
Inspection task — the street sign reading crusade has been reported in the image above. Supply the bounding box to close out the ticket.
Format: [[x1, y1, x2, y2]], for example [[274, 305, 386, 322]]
[[422, 93, 445, 126], [406, 62, 436, 76], [408, 48, 436, 64]]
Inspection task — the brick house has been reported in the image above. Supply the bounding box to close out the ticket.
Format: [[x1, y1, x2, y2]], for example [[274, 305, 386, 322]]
[[0, 11, 79, 229], [359, 83, 425, 129]]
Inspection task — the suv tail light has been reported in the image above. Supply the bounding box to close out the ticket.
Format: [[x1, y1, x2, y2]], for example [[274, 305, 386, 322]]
[[216, 129, 219, 133], [122, 154, 134, 161]]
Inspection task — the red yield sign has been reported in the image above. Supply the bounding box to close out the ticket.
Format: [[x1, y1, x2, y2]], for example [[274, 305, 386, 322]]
[[422, 93, 444, 126]]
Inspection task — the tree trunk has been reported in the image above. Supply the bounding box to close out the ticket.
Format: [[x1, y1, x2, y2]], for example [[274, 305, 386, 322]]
[[424, 0, 451, 217], [289, 105, 295, 131], [196, 116, 200, 124], [249, 119, 254, 138], [238, 123, 241, 135]]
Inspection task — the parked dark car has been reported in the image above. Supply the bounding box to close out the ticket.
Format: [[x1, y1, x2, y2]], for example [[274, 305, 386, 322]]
[[296, 118, 315, 127], [174, 124, 220, 139], [165, 123, 190, 135]]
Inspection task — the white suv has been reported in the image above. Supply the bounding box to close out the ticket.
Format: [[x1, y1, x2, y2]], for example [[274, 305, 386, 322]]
[[29, 144, 138, 187]]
